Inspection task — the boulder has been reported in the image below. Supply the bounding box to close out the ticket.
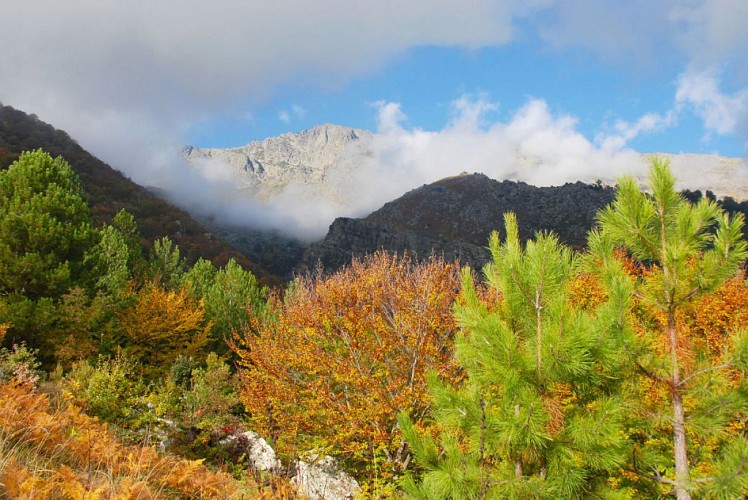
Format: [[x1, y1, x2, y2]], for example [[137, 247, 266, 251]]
[[292, 454, 361, 500], [221, 431, 281, 472]]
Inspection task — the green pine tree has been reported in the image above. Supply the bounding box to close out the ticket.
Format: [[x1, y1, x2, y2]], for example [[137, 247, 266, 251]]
[[591, 158, 748, 499], [400, 212, 634, 498], [0, 150, 96, 364], [203, 259, 266, 341], [149, 236, 186, 288], [0, 149, 93, 299], [85, 224, 132, 302], [111, 209, 146, 277], [182, 258, 266, 353]]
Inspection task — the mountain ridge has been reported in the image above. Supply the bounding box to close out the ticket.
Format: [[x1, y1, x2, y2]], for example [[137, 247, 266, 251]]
[[183, 124, 372, 200], [0, 103, 281, 285], [183, 124, 748, 205], [297, 173, 618, 274]]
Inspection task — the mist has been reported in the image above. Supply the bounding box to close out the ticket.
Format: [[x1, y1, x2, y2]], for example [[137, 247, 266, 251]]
[[168, 83, 748, 242], [1, 1, 747, 241]]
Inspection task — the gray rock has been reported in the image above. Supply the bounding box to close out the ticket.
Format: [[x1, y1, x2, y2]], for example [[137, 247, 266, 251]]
[[182, 124, 372, 201], [221, 431, 281, 472], [292, 455, 361, 500], [297, 174, 616, 275]]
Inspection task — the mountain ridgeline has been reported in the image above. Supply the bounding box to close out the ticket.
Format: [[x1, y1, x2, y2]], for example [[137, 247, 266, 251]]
[[298, 174, 617, 273], [3, 104, 748, 280]]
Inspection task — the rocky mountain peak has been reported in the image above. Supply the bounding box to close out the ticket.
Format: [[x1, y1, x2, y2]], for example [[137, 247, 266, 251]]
[[183, 124, 372, 199]]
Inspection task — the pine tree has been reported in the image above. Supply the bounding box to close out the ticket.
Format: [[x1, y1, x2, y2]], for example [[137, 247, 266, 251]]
[[203, 259, 266, 346], [149, 236, 186, 288], [182, 258, 266, 353], [400, 213, 634, 498], [0, 149, 93, 299], [591, 158, 748, 498], [0, 150, 96, 364]]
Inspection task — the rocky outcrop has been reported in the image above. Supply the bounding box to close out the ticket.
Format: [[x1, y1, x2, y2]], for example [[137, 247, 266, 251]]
[[291, 455, 361, 500], [220, 432, 360, 499], [299, 174, 616, 274], [221, 431, 281, 472], [298, 217, 491, 275]]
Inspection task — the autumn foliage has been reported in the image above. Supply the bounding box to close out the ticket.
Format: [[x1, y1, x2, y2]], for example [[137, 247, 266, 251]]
[[118, 282, 211, 376], [232, 252, 461, 480], [0, 379, 241, 498], [687, 274, 748, 355]]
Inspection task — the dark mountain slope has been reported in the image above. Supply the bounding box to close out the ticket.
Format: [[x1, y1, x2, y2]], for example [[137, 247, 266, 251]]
[[0, 103, 279, 284], [300, 173, 617, 273]]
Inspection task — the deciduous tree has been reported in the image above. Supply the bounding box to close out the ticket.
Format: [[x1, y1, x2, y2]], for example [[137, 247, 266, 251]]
[[232, 252, 460, 486], [117, 283, 210, 378]]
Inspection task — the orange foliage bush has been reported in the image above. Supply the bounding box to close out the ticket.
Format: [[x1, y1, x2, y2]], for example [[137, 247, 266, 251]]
[[118, 283, 210, 376], [232, 252, 461, 478], [0, 379, 241, 498], [687, 274, 748, 355]]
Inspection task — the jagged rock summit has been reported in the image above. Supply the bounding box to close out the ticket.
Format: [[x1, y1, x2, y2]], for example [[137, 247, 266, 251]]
[[183, 124, 372, 200], [297, 173, 618, 274]]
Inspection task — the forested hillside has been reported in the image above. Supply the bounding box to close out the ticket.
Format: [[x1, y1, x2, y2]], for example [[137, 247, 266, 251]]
[[1, 148, 747, 498], [0, 104, 279, 285]]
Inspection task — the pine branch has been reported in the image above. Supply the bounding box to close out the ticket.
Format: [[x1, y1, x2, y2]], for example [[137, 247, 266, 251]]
[[677, 362, 732, 388], [636, 361, 670, 386], [479, 396, 488, 500], [629, 456, 679, 488]]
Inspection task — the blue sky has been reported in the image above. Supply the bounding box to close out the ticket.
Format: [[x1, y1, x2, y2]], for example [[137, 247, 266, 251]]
[[1, 1, 747, 229], [175, 8, 748, 158], [186, 41, 746, 157]]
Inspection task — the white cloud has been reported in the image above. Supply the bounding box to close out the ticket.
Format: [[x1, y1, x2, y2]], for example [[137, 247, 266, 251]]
[[278, 105, 306, 124], [539, 1, 748, 83], [676, 68, 748, 137], [538, 0, 675, 67], [671, 0, 748, 71], [0, 1, 541, 161], [596, 111, 678, 151], [291, 105, 307, 119]]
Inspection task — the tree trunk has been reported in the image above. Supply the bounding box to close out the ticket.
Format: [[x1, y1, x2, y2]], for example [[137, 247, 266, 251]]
[[668, 313, 691, 500], [672, 390, 690, 499], [514, 403, 522, 480]]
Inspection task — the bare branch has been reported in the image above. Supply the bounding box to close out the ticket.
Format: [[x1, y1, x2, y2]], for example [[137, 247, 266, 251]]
[[678, 362, 732, 388]]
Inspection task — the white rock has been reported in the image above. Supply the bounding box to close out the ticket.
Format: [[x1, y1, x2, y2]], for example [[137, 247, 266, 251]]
[[221, 431, 281, 472], [292, 454, 361, 500]]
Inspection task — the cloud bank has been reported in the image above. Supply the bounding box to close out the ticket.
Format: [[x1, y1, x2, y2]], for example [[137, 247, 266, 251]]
[[184, 96, 650, 240], [0, 1, 747, 240]]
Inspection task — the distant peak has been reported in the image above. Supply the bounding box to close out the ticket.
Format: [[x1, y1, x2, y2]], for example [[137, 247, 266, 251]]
[[299, 123, 367, 139]]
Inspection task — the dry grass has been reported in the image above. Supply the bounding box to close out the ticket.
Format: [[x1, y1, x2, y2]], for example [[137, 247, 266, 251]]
[[0, 378, 245, 498]]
